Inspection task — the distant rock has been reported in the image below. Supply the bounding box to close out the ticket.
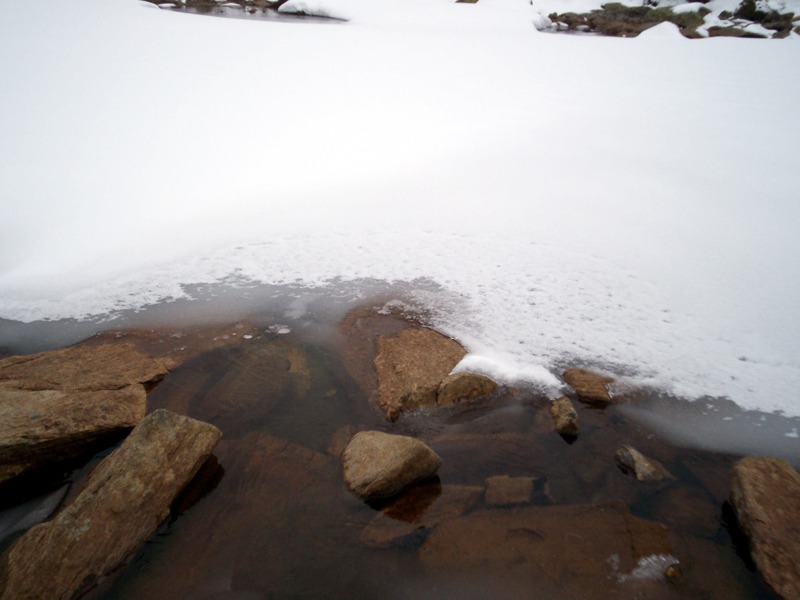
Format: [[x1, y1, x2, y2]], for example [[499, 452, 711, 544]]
[[563, 368, 614, 403], [360, 483, 482, 547], [419, 502, 674, 598], [549, 396, 579, 438], [615, 445, 674, 482], [342, 431, 442, 500], [437, 372, 496, 405], [0, 409, 221, 600], [484, 475, 535, 506], [0, 343, 168, 484], [730, 456, 800, 599], [374, 327, 466, 420]]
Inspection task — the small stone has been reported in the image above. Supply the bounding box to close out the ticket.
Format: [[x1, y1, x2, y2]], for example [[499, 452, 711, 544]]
[[730, 456, 800, 599], [665, 563, 682, 583], [437, 372, 496, 405], [342, 431, 442, 500], [549, 396, 579, 438], [563, 368, 614, 403], [615, 445, 673, 482], [485, 475, 535, 506]]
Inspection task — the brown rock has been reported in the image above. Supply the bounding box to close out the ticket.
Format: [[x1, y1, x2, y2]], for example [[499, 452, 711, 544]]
[[374, 327, 466, 420], [342, 431, 442, 500], [615, 445, 674, 482], [730, 456, 800, 599], [0, 343, 168, 391], [563, 368, 614, 403], [484, 475, 535, 506], [549, 396, 579, 438], [437, 372, 496, 405], [0, 384, 146, 484], [419, 502, 674, 599], [360, 484, 483, 547], [0, 409, 221, 600]]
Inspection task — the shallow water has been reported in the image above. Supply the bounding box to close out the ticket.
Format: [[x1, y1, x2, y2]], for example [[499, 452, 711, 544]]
[[0, 283, 792, 598]]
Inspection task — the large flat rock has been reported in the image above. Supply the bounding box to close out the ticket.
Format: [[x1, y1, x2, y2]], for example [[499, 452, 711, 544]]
[[0, 409, 221, 600], [419, 502, 677, 599], [730, 456, 800, 599]]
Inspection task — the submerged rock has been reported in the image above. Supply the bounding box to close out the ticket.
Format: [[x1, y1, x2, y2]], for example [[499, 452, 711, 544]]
[[419, 502, 674, 598], [374, 327, 466, 420], [342, 431, 442, 500], [549, 396, 579, 439], [563, 368, 614, 404], [615, 445, 674, 482], [730, 456, 800, 599], [484, 475, 535, 506], [437, 372, 497, 405], [0, 409, 221, 600]]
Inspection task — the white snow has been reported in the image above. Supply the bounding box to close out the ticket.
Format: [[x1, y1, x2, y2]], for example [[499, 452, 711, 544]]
[[1, 0, 800, 416]]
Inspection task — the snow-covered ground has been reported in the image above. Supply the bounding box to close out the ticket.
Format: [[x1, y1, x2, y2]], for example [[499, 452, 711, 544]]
[[1, 0, 799, 420]]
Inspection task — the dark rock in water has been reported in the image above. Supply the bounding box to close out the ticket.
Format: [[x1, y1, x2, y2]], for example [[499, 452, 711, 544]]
[[484, 475, 535, 506], [563, 368, 614, 404], [0, 484, 69, 546], [419, 502, 675, 599], [615, 445, 674, 482], [0, 385, 146, 484], [549, 396, 579, 439], [437, 372, 497, 405], [374, 327, 466, 420], [360, 484, 482, 548], [326, 424, 359, 458], [730, 456, 800, 599], [342, 431, 442, 500], [0, 409, 221, 600], [0, 343, 169, 484]]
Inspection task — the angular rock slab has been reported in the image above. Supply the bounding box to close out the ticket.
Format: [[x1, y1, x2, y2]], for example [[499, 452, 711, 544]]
[[730, 456, 800, 599], [549, 396, 579, 438], [0, 409, 221, 600], [0, 343, 168, 391], [342, 431, 442, 500], [374, 327, 466, 420], [420, 502, 675, 599], [563, 368, 614, 404], [615, 445, 673, 482], [0, 384, 146, 484]]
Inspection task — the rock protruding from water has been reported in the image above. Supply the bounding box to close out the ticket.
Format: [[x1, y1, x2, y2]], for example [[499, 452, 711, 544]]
[[730, 456, 800, 600], [563, 368, 614, 404], [615, 445, 674, 482], [342, 431, 442, 500], [0, 409, 221, 600], [0, 343, 168, 484], [549, 396, 579, 439], [374, 327, 467, 420], [419, 502, 674, 597], [437, 372, 497, 405]]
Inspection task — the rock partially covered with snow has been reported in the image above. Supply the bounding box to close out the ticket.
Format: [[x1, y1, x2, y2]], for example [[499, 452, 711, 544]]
[[730, 456, 800, 599], [437, 372, 497, 405], [563, 368, 614, 404], [637, 21, 685, 39], [0, 409, 221, 600], [374, 327, 466, 421], [341, 431, 442, 500]]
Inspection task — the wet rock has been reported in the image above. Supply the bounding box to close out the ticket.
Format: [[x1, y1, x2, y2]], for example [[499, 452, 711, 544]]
[[563, 368, 614, 404], [615, 445, 674, 482], [419, 502, 674, 598], [360, 484, 482, 547], [730, 456, 800, 599], [0, 384, 146, 484], [0, 409, 221, 600], [437, 372, 496, 405], [651, 486, 719, 538], [549, 396, 579, 438], [342, 431, 442, 500], [374, 327, 466, 420], [484, 475, 535, 506], [0, 342, 168, 391]]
